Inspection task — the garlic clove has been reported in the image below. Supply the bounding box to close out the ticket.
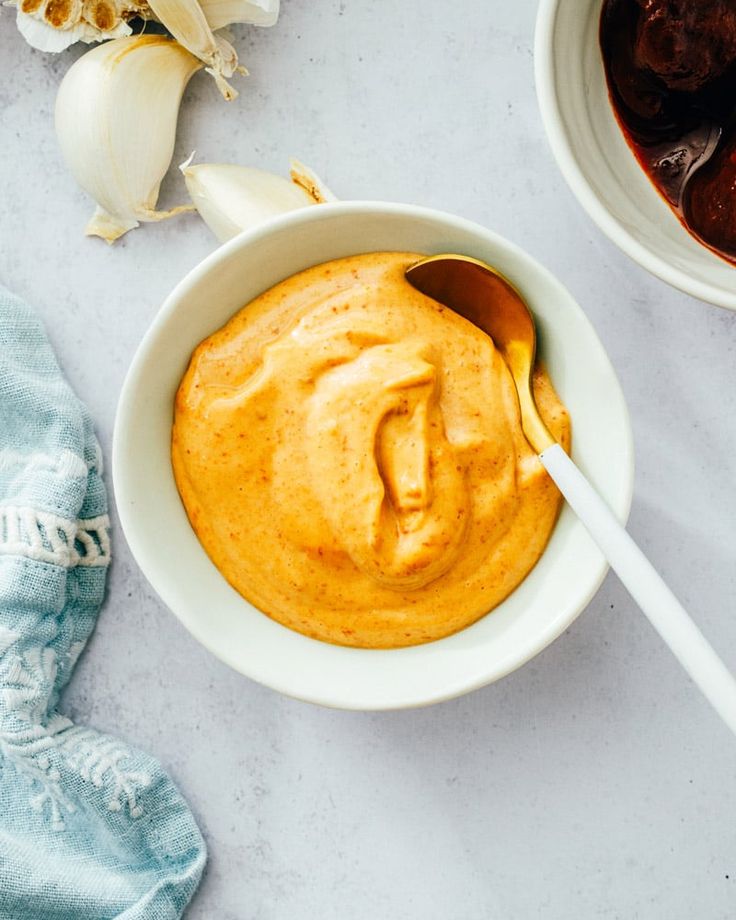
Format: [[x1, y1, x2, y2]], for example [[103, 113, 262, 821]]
[[145, 0, 243, 99], [181, 160, 335, 243], [199, 0, 279, 29], [55, 35, 202, 244]]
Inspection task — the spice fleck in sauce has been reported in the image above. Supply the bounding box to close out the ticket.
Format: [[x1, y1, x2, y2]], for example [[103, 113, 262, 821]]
[[172, 253, 571, 648]]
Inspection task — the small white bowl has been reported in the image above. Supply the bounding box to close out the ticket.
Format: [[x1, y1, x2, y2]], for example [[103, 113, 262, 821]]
[[113, 202, 633, 710], [535, 0, 736, 311]]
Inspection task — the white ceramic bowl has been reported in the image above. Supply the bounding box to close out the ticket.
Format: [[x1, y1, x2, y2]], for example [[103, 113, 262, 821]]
[[113, 202, 633, 710], [535, 0, 736, 310]]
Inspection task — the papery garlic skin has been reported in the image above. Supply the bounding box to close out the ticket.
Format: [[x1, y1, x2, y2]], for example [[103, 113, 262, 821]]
[[181, 161, 336, 243], [55, 35, 202, 243], [12, 0, 148, 52], [145, 0, 245, 99], [199, 0, 279, 29]]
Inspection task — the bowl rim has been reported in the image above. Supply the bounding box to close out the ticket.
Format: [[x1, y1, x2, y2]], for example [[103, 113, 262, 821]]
[[534, 0, 736, 313], [113, 200, 635, 710]]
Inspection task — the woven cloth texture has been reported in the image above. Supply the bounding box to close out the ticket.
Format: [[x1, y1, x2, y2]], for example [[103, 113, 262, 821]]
[[0, 286, 206, 919]]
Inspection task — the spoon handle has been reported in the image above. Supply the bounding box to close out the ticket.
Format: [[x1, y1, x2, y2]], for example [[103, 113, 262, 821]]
[[541, 443, 736, 736]]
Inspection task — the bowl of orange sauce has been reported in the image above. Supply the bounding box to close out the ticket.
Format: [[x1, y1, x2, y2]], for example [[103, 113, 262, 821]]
[[114, 202, 633, 709]]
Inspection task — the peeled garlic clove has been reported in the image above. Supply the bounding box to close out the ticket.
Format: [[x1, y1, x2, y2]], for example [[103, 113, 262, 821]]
[[199, 0, 279, 29], [181, 160, 335, 242], [55, 35, 202, 244], [146, 0, 243, 99]]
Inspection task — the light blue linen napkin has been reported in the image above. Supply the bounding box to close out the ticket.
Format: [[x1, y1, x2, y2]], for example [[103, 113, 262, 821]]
[[0, 286, 206, 919]]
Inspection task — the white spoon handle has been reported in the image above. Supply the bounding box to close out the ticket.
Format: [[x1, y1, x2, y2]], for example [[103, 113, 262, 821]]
[[541, 443, 736, 736]]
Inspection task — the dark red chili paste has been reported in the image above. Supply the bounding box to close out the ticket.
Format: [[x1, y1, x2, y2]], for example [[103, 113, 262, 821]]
[[600, 0, 736, 261]]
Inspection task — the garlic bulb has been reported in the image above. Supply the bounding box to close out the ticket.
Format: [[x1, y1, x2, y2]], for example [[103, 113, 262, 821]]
[[55, 35, 202, 244], [12, 0, 148, 52], [12, 0, 278, 54], [145, 0, 243, 99], [180, 158, 336, 242]]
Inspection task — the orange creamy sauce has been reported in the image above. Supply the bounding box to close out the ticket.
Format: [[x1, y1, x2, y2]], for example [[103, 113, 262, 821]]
[[172, 252, 571, 648]]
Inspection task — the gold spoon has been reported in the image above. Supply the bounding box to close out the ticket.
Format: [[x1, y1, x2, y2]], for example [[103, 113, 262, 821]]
[[406, 253, 736, 736]]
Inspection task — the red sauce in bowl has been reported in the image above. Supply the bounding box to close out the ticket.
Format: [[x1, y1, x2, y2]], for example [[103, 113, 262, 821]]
[[600, 0, 736, 262]]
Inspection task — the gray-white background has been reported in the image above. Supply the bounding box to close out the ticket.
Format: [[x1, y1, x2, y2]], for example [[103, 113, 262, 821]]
[[2, 2, 736, 917]]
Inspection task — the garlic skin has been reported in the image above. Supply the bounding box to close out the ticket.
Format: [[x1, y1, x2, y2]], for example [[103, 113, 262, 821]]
[[145, 0, 243, 99], [12, 0, 148, 52], [199, 0, 279, 29], [180, 159, 336, 242], [55, 35, 202, 244]]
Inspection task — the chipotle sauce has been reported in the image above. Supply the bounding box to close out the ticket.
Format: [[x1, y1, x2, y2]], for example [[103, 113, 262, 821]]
[[172, 253, 571, 648], [600, 0, 736, 261]]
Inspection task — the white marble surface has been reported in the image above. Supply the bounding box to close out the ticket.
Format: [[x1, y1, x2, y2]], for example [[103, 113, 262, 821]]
[[2, 3, 736, 917]]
